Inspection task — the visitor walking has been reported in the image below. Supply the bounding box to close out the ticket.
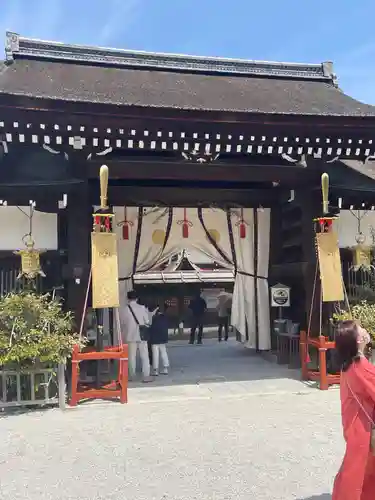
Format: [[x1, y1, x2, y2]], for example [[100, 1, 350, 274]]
[[332, 320, 375, 500], [150, 303, 170, 376], [121, 290, 153, 383], [216, 291, 232, 342], [188, 291, 207, 345]]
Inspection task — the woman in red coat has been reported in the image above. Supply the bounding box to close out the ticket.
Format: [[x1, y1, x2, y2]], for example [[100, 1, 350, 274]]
[[332, 320, 375, 500]]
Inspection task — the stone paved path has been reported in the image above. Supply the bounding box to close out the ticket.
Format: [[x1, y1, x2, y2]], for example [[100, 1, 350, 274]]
[[0, 340, 339, 499]]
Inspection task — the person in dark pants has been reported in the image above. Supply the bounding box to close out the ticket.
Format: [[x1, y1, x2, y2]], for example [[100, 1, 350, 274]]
[[150, 303, 170, 375], [140, 300, 159, 367], [147, 341, 153, 365], [188, 292, 207, 345]]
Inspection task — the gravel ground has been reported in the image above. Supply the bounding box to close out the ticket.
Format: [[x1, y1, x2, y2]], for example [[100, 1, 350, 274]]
[[0, 341, 341, 500]]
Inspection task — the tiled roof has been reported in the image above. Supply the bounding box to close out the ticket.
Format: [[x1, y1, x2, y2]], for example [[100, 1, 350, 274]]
[[1, 32, 375, 117]]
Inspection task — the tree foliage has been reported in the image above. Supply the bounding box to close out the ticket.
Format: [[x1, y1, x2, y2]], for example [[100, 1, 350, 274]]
[[0, 292, 85, 367], [332, 300, 375, 341]]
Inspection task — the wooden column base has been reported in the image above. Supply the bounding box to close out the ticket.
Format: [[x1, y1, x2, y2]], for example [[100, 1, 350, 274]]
[[300, 331, 341, 390], [69, 344, 128, 406]]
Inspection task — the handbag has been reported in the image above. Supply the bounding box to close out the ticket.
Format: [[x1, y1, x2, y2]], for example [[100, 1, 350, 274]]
[[345, 373, 375, 455], [128, 304, 150, 342]]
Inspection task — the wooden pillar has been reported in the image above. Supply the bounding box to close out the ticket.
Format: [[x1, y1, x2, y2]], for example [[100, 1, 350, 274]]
[[300, 188, 320, 335], [66, 181, 91, 330], [268, 201, 282, 350]]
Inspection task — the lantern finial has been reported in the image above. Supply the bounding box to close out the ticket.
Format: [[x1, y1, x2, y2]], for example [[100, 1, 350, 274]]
[[100, 165, 109, 210], [321, 173, 329, 215]]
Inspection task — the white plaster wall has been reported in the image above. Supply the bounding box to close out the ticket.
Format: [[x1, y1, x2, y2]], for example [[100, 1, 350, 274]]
[[334, 209, 375, 248], [0, 206, 58, 250]]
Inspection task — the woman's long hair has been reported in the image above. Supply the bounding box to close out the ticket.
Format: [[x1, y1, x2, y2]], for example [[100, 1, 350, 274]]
[[335, 320, 360, 371]]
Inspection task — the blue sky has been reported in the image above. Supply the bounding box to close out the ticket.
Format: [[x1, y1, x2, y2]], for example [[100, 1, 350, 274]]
[[1, 0, 375, 104]]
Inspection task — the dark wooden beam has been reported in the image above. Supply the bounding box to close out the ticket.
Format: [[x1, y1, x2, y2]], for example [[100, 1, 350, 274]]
[[88, 159, 318, 185], [0, 183, 83, 209], [99, 185, 279, 207], [64, 171, 91, 328], [299, 188, 321, 334]]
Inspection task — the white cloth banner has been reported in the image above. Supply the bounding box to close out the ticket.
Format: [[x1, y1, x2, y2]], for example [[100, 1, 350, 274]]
[[257, 209, 271, 350], [112, 206, 271, 350]]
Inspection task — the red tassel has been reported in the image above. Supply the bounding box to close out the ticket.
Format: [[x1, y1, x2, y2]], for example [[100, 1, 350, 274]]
[[105, 217, 110, 231], [122, 208, 130, 240], [122, 224, 129, 240], [95, 216, 100, 229], [305, 352, 311, 363], [182, 208, 189, 238], [238, 208, 246, 239]]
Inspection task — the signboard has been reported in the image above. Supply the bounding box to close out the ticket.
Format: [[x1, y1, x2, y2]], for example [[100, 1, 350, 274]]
[[270, 283, 290, 308]]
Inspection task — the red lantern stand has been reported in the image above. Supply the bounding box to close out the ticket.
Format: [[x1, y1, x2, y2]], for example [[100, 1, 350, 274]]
[[69, 166, 128, 406], [300, 215, 342, 390], [299, 172, 345, 390]]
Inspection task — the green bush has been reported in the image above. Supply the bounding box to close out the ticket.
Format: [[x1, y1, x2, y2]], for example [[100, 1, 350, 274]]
[[332, 300, 375, 341], [0, 292, 85, 368]]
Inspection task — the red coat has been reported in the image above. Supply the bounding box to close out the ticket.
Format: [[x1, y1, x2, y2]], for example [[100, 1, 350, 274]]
[[333, 357, 375, 500]]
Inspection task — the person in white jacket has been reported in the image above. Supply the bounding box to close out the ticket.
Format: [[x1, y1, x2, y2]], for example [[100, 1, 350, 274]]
[[122, 290, 153, 383]]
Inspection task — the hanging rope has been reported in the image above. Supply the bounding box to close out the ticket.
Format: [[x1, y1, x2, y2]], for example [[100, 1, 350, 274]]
[[17, 204, 35, 246], [79, 269, 92, 339], [307, 254, 319, 340]]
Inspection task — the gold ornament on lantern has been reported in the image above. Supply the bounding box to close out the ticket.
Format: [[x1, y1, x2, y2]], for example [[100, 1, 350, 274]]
[[321, 172, 329, 215], [350, 232, 374, 272], [91, 165, 120, 309], [14, 235, 46, 280], [349, 210, 374, 272]]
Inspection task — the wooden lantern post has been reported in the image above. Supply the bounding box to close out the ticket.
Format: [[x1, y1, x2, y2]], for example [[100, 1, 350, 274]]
[[69, 165, 128, 406], [300, 173, 344, 390]]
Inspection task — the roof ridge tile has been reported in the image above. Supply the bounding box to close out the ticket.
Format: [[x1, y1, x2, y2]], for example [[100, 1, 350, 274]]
[[5, 31, 333, 82]]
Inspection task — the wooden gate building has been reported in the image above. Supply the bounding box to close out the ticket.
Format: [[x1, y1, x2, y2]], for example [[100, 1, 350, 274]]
[[1, 31, 375, 340]]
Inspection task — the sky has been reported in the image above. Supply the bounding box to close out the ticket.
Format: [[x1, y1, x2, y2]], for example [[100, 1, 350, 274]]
[[1, 0, 375, 104]]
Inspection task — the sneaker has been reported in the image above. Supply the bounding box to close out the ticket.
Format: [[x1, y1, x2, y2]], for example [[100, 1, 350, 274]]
[[161, 368, 169, 375], [152, 369, 159, 376]]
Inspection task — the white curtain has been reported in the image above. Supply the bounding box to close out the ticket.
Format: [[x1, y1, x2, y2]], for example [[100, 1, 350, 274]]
[[162, 207, 233, 268], [113, 206, 174, 308], [257, 209, 271, 350], [113, 206, 271, 350], [230, 208, 256, 347]]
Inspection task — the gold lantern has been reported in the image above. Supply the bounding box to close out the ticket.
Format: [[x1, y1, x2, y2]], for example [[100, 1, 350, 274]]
[[350, 233, 374, 272], [14, 236, 46, 280]]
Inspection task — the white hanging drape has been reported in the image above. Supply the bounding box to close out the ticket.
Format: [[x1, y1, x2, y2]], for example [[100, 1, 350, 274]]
[[257, 209, 271, 350], [230, 208, 256, 347], [113, 205, 271, 350], [114, 206, 174, 308]]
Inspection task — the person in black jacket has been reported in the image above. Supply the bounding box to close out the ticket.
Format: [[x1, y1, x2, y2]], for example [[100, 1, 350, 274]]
[[188, 292, 207, 345], [150, 303, 170, 376]]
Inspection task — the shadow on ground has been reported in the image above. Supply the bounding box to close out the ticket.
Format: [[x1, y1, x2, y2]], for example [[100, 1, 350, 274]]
[[129, 337, 302, 389], [298, 495, 331, 500], [1, 338, 308, 415]]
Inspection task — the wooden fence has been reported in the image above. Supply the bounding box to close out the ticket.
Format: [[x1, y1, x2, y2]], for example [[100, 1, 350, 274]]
[[0, 368, 58, 408], [0, 267, 44, 297]]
